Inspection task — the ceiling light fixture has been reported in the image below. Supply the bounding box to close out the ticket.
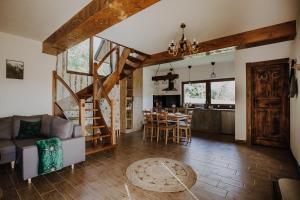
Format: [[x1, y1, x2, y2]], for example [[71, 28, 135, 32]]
[[168, 23, 199, 56], [188, 65, 192, 84]]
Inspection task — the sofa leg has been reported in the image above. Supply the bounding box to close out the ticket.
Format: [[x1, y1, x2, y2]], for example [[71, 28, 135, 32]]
[[28, 179, 31, 184], [11, 161, 15, 169], [71, 164, 74, 170]]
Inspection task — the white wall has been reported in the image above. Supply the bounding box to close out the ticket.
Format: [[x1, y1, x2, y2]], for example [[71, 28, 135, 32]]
[[290, 14, 300, 165], [147, 61, 235, 97], [0, 32, 56, 117], [234, 41, 293, 141], [143, 61, 235, 109]]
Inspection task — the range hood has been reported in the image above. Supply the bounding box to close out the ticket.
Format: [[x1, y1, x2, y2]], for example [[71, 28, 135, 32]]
[[152, 70, 179, 91]]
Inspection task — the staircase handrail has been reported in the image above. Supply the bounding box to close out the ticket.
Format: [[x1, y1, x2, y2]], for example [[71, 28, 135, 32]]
[[53, 71, 80, 105], [94, 46, 118, 74]]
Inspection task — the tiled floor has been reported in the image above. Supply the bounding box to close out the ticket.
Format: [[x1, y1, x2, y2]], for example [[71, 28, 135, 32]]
[[0, 132, 299, 200]]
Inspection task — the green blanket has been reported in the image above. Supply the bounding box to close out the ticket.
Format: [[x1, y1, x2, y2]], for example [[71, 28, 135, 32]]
[[35, 137, 63, 175]]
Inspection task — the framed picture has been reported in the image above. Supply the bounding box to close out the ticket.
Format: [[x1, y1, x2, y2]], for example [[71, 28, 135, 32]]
[[6, 59, 24, 80]]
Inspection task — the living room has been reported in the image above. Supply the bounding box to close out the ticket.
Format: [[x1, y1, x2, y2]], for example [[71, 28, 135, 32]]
[[0, 0, 300, 199]]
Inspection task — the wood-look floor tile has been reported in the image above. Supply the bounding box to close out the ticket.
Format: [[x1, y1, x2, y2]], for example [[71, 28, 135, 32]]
[[0, 131, 299, 200], [41, 190, 65, 200], [54, 181, 91, 200], [32, 175, 55, 195], [17, 186, 42, 200], [2, 188, 20, 200], [44, 172, 64, 185]]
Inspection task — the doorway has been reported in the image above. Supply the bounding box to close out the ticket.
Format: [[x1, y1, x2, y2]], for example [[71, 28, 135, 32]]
[[246, 58, 290, 148]]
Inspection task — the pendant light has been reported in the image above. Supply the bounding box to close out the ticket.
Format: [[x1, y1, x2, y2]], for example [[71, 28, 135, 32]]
[[188, 65, 192, 84], [210, 62, 216, 78]]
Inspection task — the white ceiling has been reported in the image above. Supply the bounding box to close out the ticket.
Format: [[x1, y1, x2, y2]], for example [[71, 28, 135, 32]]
[[150, 51, 235, 71], [99, 0, 300, 54], [0, 0, 92, 41]]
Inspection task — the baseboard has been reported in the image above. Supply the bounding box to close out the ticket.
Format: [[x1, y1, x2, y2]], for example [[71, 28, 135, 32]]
[[235, 139, 247, 144]]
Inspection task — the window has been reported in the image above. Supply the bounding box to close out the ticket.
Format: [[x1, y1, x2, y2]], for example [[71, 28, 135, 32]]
[[93, 36, 112, 76], [183, 82, 206, 104], [182, 78, 235, 109], [67, 38, 91, 74], [211, 80, 235, 105]]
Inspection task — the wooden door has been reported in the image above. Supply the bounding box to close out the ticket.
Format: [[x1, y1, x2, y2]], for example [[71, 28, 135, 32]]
[[247, 58, 290, 148]]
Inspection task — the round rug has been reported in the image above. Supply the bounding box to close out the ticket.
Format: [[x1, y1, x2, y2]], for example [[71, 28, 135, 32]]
[[126, 158, 197, 193]]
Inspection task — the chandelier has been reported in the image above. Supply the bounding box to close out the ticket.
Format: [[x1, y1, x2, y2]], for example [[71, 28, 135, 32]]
[[168, 23, 200, 56]]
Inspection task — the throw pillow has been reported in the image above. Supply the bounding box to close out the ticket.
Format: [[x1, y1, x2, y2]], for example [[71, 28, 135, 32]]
[[41, 115, 53, 138], [17, 120, 42, 139], [50, 117, 73, 139], [12, 115, 42, 138], [0, 117, 13, 139]]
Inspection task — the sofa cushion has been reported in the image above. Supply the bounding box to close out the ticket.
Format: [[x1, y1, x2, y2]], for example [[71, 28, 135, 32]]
[[0, 117, 13, 139], [12, 115, 43, 139], [14, 138, 44, 149], [50, 117, 73, 139], [41, 115, 53, 138], [0, 140, 16, 164], [17, 120, 42, 139]]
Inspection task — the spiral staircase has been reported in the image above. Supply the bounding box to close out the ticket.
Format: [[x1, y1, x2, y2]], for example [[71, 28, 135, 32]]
[[52, 38, 148, 155]]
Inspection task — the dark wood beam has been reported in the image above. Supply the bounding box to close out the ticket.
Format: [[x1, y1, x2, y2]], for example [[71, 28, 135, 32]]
[[152, 73, 179, 81], [43, 0, 160, 55], [143, 20, 296, 67]]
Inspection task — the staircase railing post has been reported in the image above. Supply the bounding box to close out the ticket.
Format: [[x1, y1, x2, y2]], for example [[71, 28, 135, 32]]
[[79, 99, 86, 136], [52, 71, 57, 115], [111, 100, 116, 145]]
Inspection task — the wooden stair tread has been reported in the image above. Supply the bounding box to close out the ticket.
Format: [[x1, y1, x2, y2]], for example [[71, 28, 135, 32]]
[[92, 125, 106, 129], [65, 108, 98, 112], [67, 116, 101, 120], [125, 60, 140, 68], [127, 56, 143, 63], [124, 63, 135, 70], [85, 145, 116, 156], [85, 108, 98, 111], [85, 134, 111, 142], [86, 116, 101, 119]]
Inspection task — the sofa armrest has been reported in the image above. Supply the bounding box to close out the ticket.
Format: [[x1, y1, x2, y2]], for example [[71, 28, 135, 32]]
[[19, 136, 85, 180], [61, 136, 85, 167], [72, 125, 83, 138]]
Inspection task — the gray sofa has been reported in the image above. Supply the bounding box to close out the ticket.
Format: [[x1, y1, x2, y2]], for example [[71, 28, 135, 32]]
[[0, 114, 85, 182]]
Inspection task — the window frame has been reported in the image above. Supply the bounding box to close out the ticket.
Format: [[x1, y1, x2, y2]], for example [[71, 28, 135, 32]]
[[182, 78, 235, 109], [66, 37, 93, 76]]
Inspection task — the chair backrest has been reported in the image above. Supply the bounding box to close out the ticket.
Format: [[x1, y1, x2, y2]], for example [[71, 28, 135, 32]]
[[156, 111, 168, 126], [143, 110, 152, 124]]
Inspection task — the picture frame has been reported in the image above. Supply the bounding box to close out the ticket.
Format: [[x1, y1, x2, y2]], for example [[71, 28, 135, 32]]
[[6, 59, 24, 80]]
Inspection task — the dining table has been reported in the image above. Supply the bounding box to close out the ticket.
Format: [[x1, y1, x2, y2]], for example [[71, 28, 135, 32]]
[[151, 112, 188, 143]]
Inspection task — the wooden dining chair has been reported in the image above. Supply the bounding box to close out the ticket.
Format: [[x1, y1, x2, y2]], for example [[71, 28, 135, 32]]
[[178, 112, 192, 143], [143, 110, 156, 142], [156, 112, 176, 145]]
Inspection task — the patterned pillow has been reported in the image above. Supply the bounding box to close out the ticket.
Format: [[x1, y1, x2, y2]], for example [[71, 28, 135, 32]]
[[17, 120, 42, 139]]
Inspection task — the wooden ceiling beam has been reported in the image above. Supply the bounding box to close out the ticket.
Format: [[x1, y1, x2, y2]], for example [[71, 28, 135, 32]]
[[143, 20, 297, 67], [43, 0, 160, 55]]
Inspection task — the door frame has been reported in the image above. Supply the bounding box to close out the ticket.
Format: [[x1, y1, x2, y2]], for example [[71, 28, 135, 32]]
[[246, 58, 289, 145]]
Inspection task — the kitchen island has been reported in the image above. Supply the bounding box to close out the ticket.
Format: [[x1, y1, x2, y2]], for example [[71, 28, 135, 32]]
[[190, 108, 235, 135]]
